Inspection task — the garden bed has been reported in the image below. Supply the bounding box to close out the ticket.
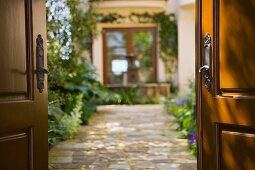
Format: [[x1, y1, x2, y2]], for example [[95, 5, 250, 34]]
[[164, 81, 197, 156], [107, 83, 170, 98]]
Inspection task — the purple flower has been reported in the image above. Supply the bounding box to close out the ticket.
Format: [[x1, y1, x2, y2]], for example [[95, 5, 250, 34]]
[[175, 98, 187, 106], [187, 134, 196, 144]]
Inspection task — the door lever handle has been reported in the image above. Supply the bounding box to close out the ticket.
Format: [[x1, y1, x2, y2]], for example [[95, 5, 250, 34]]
[[36, 34, 48, 93], [36, 67, 49, 75], [199, 65, 209, 73], [201, 33, 212, 91]]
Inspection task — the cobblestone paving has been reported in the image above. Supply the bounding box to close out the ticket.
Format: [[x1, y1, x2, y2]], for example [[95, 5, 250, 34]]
[[49, 105, 197, 170]]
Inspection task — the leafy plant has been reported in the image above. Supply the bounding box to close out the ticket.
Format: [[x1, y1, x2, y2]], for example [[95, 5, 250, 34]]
[[48, 94, 83, 147], [46, 0, 115, 147], [108, 87, 161, 105], [164, 80, 197, 156]]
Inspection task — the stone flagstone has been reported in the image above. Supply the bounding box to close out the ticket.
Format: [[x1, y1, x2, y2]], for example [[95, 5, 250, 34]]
[[49, 105, 197, 170]]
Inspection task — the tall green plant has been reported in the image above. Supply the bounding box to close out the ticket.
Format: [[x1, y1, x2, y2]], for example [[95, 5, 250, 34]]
[[46, 0, 116, 146], [48, 94, 83, 147]]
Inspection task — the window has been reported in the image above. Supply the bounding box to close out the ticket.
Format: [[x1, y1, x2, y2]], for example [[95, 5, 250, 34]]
[[103, 27, 157, 85]]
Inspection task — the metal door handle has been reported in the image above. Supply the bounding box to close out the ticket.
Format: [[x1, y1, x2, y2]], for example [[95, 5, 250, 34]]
[[200, 33, 212, 91], [36, 34, 48, 93], [199, 65, 209, 73]]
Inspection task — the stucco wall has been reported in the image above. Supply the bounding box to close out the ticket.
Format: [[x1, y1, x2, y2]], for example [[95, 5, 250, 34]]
[[168, 0, 195, 93], [178, 4, 195, 93]]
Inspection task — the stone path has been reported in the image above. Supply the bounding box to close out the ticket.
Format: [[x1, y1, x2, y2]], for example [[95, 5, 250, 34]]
[[49, 105, 197, 170]]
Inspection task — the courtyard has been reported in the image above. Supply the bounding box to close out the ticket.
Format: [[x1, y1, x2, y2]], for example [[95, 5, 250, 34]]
[[49, 105, 197, 170]]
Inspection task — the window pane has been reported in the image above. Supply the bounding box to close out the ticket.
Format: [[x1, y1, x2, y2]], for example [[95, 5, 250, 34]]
[[105, 29, 155, 85], [106, 32, 127, 84], [132, 31, 154, 83]]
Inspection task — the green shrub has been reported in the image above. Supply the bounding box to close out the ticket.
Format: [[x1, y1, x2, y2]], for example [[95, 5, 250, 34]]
[[46, 0, 115, 147], [164, 80, 197, 156], [118, 88, 139, 105], [48, 94, 83, 147], [107, 87, 161, 105], [81, 101, 97, 125]]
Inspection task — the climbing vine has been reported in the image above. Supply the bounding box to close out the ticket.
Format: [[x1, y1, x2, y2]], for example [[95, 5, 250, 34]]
[[98, 12, 178, 79]]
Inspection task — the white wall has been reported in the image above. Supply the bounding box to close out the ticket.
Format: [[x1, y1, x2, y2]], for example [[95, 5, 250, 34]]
[[178, 4, 195, 93], [168, 0, 195, 93], [93, 33, 104, 83]]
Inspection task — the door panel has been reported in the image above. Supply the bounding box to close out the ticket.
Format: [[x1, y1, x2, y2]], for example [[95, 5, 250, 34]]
[[0, 129, 32, 170], [219, 0, 255, 92], [0, 0, 48, 169], [0, 0, 33, 100], [220, 126, 255, 170], [197, 0, 255, 169]]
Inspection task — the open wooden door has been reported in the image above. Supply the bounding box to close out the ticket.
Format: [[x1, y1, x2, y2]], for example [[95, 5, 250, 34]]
[[196, 0, 255, 169], [0, 0, 48, 169]]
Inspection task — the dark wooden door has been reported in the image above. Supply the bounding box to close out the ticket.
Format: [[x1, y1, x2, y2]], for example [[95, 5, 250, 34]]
[[0, 0, 48, 169], [196, 0, 255, 169]]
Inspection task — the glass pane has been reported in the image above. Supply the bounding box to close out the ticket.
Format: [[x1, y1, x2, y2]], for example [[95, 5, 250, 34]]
[[106, 32, 127, 84], [132, 31, 154, 83]]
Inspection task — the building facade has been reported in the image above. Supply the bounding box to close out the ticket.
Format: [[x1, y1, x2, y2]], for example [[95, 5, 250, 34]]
[[92, 0, 195, 93], [92, 0, 168, 85]]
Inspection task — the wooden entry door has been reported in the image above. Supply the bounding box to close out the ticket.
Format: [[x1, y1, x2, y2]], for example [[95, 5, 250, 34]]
[[196, 0, 255, 169], [0, 0, 48, 169]]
